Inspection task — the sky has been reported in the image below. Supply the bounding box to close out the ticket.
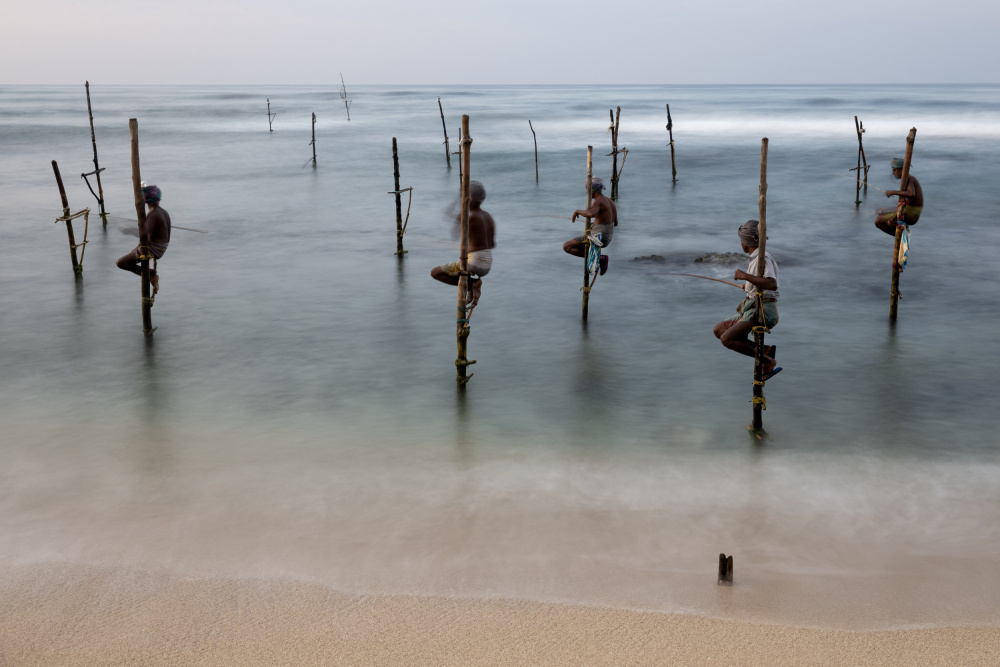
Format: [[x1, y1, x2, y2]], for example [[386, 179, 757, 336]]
[[2, 0, 998, 84]]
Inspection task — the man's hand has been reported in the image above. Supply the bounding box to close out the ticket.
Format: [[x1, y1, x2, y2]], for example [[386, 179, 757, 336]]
[[571, 212, 579, 223], [734, 270, 748, 281]]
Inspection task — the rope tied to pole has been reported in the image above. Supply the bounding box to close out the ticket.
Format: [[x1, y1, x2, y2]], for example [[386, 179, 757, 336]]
[[751, 396, 767, 409]]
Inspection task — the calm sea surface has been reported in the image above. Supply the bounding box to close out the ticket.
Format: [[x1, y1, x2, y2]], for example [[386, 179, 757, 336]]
[[2, 84, 999, 628]]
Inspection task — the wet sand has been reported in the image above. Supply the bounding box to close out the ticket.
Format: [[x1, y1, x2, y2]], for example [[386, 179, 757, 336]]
[[3, 564, 998, 666]]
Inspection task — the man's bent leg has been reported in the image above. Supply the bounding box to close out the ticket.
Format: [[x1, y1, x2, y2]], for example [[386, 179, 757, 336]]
[[563, 238, 586, 257], [116, 248, 143, 276], [719, 320, 757, 358]]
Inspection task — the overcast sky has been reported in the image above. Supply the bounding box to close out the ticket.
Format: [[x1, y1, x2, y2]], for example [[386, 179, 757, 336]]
[[3, 0, 998, 84]]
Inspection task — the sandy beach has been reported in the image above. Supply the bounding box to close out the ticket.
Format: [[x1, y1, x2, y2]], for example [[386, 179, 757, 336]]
[[1, 563, 997, 666]]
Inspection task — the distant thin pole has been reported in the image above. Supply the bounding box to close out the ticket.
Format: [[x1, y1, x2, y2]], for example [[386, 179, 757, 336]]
[[311, 113, 317, 165], [392, 137, 406, 255], [529, 120, 538, 181], [438, 98, 451, 167], [340, 74, 351, 121], [666, 104, 677, 183], [83, 81, 108, 227], [51, 160, 82, 276], [267, 98, 276, 131]]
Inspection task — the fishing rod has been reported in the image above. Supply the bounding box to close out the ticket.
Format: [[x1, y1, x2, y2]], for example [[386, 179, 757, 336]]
[[663, 272, 744, 288], [840, 172, 888, 193], [107, 215, 208, 233]]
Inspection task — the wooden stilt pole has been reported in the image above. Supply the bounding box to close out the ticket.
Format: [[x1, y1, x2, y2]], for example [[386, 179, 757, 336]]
[[129, 119, 154, 335], [310, 113, 317, 165], [582, 146, 594, 321], [861, 120, 869, 193], [750, 138, 769, 438], [666, 104, 677, 183], [718, 553, 734, 585], [51, 160, 82, 276], [609, 108, 618, 199], [83, 81, 108, 227], [267, 98, 275, 131], [455, 127, 463, 182], [392, 137, 407, 255], [456, 116, 475, 385], [890, 128, 917, 323], [438, 98, 451, 167], [854, 116, 863, 205], [529, 120, 538, 181]]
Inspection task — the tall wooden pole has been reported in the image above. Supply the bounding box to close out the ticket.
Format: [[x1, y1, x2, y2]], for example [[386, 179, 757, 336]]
[[666, 104, 677, 183], [529, 120, 538, 181], [854, 116, 863, 205], [609, 108, 618, 199], [456, 116, 475, 385], [890, 127, 917, 323], [392, 137, 406, 255], [860, 120, 869, 192], [84, 81, 108, 227], [751, 138, 769, 437], [311, 113, 317, 165], [456, 127, 463, 182], [267, 98, 275, 131], [129, 119, 154, 335], [438, 98, 451, 167], [51, 160, 82, 275], [582, 146, 594, 321], [854, 116, 869, 200]]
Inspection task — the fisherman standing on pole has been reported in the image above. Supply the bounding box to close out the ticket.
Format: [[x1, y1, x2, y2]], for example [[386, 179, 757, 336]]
[[874, 157, 923, 235], [713, 220, 781, 380], [117, 184, 171, 295], [563, 176, 616, 275]]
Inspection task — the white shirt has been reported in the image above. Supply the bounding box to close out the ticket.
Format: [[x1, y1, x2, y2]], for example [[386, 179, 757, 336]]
[[744, 249, 779, 300]]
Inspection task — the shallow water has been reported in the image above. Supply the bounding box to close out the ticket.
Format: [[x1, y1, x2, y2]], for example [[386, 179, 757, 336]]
[[1, 84, 999, 629]]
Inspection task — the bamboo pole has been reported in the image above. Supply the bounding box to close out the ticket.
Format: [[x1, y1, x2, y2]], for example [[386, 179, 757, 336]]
[[267, 98, 275, 131], [438, 98, 451, 167], [456, 115, 475, 385], [340, 73, 351, 121], [311, 113, 317, 165], [529, 120, 538, 181], [51, 160, 82, 275], [854, 116, 863, 205], [609, 107, 621, 199], [890, 128, 917, 323], [751, 138, 769, 437], [84, 81, 108, 227], [392, 137, 406, 255], [455, 127, 463, 182], [128, 119, 154, 335], [666, 104, 677, 183], [582, 146, 594, 321]]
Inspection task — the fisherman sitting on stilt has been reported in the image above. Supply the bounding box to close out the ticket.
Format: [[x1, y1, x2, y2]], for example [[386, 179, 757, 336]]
[[117, 184, 171, 295], [431, 181, 495, 306], [713, 220, 781, 380], [874, 157, 923, 236], [564, 177, 617, 275]]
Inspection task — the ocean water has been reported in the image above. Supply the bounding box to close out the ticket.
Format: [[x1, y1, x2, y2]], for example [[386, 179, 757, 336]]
[[1, 84, 999, 629]]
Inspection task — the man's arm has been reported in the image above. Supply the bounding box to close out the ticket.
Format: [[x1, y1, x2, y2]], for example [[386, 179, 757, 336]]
[[571, 203, 601, 222], [734, 270, 777, 292], [886, 182, 915, 199]]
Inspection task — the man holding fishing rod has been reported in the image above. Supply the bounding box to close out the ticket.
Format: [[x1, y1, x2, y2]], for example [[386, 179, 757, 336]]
[[712, 220, 781, 380], [563, 177, 616, 275], [116, 184, 170, 295], [874, 157, 923, 235]]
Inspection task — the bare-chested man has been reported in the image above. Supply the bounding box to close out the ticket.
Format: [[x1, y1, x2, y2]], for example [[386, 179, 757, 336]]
[[563, 176, 617, 275], [431, 181, 496, 306], [874, 157, 923, 235], [116, 184, 171, 294]]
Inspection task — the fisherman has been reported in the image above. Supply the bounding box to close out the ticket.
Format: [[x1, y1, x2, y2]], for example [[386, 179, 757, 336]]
[[713, 220, 781, 380], [431, 181, 495, 306], [116, 184, 171, 294], [564, 176, 617, 275], [874, 157, 923, 235]]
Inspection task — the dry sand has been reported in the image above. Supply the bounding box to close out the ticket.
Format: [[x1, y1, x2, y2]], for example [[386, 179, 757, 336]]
[[2, 563, 998, 666]]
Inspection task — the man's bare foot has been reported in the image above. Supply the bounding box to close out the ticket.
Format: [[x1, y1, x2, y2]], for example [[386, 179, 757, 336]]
[[470, 279, 482, 307], [762, 356, 776, 376], [151, 274, 160, 295]]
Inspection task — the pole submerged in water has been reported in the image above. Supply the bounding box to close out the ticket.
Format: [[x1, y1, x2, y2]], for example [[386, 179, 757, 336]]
[[890, 128, 917, 323], [392, 137, 406, 255], [83, 81, 108, 227], [456, 115, 475, 385], [666, 104, 677, 183], [750, 138, 769, 439], [438, 98, 450, 167], [609, 107, 621, 199], [267, 98, 275, 131], [51, 160, 83, 276], [310, 113, 317, 165], [582, 146, 594, 321], [529, 120, 538, 181], [129, 119, 154, 335]]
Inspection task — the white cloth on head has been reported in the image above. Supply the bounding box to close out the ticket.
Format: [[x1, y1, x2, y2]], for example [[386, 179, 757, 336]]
[[468, 249, 492, 277], [744, 249, 779, 300]]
